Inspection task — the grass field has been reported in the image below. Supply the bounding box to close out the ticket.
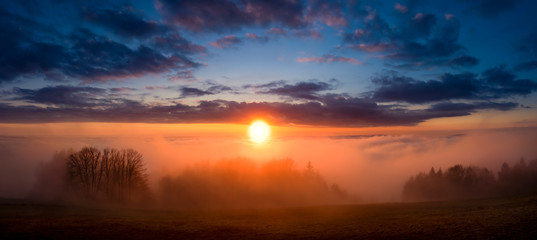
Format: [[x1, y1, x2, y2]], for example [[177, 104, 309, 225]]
[[1, 195, 537, 240]]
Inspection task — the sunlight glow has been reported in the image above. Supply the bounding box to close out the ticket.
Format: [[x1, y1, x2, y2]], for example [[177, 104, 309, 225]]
[[248, 120, 271, 143]]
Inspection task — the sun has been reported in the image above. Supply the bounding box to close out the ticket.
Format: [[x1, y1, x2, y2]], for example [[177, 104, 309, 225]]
[[248, 120, 271, 143]]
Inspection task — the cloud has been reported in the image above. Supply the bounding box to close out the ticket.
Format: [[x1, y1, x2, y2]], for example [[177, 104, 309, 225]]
[[267, 27, 287, 36], [343, 12, 391, 45], [516, 31, 537, 58], [207, 84, 233, 93], [155, 0, 249, 32], [428, 101, 518, 112], [343, 9, 466, 68], [13, 85, 107, 107], [481, 65, 537, 97], [179, 87, 213, 98], [293, 29, 323, 39], [145, 86, 168, 90], [67, 29, 200, 82], [0, 94, 520, 126], [210, 35, 242, 49], [248, 80, 337, 100], [371, 66, 537, 103], [151, 33, 207, 54], [514, 61, 537, 72], [0, 12, 67, 83], [352, 43, 396, 53], [466, 0, 522, 19], [448, 55, 479, 67], [371, 72, 478, 103], [0, 13, 202, 83], [305, 0, 347, 27], [3, 72, 527, 126], [513, 31, 537, 72], [388, 17, 464, 60], [245, 33, 269, 42], [251, 28, 322, 42], [179, 82, 233, 98], [156, 0, 305, 32], [168, 69, 198, 82], [394, 3, 408, 13], [244, 0, 305, 28], [406, 13, 437, 39], [296, 54, 361, 65], [82, 7, 170, 38]]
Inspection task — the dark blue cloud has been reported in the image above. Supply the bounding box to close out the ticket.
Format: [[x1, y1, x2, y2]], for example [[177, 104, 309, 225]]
[[466, 0, 522, 19], [155, 0, 252, 32], [428, 101, 518, 112], [344, 9, 466, 68], [513, 30, 537, 72], [343, 12, 391, 45], [66, 28, 200, 82], [151, 33, 207, 54], [515, 61, 537, 72], [179, 87, 213, 98], [481, 65, 537, 97], [207, 84, 233, 93], [0, 9, 202, 83], [372, 72, 478, 103], [448, 55, 479, 67], [371, 66, 537, 103], [156, 0, 305, 32], [245, 80, 337, 100], [14, 85, 107, 107], [391, 17, 463, 60], [403, 13, 437, 39], [516, 31, 537, 64], [82, 7, 171, 38], [0, 11, 66, 82], [179, 83, 233, 98], [0, 94, 520, 126]]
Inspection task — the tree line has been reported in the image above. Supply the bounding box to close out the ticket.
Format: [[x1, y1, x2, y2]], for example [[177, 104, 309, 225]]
[[33, 146, 537, 206], [403, 158, 537, 201], [159, 158, 352, 209], [33, 147, 350, 208]]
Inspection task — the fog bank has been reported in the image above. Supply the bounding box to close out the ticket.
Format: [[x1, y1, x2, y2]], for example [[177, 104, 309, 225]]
[[1, 126, 536, 203]]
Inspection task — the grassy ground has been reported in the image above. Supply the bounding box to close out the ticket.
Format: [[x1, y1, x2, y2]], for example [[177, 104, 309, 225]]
[[1, 195, 537, 240]]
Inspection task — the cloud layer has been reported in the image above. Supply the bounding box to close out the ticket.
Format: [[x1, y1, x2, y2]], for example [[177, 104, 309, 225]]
[[0, 0, 536, 126]]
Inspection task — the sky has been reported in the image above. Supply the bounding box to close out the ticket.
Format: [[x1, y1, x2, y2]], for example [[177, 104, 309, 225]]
[[0, 0, 536, 127], [1, 0, 537, 201]]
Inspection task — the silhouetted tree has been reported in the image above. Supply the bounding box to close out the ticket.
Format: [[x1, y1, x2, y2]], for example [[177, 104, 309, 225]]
[[404, 158, 537, 201], [403, 164, 495, 201], [66, 146, 148, 203], [497, 158, 537, 195]]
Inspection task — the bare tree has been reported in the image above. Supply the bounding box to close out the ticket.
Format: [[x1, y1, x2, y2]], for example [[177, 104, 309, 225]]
[[67, 146, 102, 199], [66, 146, 148, 203]]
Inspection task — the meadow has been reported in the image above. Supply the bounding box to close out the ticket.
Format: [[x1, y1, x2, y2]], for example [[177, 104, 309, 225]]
[[2, 194, 536, 240]]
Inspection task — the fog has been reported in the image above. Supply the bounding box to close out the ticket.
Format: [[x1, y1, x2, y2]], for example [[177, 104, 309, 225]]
[[1, 125, 537, 206]]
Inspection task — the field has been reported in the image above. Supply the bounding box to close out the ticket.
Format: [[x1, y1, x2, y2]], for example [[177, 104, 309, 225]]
[[1, 195, 537, 240]]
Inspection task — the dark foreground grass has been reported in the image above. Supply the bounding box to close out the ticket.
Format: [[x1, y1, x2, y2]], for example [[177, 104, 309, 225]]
[[1, 194, 537, 240]]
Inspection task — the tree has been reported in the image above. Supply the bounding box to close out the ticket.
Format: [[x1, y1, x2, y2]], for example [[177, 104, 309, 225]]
[[67, 146, 102, 199], [66, 146, 148, 203], [403, 164, 495, 201]]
